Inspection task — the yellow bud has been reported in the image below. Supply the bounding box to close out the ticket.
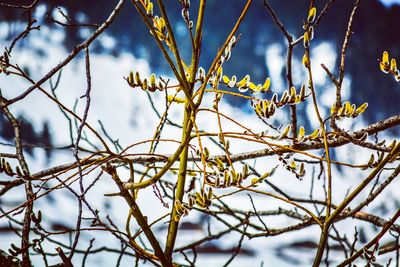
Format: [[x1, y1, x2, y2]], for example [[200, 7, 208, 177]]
[[349, 104, 356, 117], [280, 90, 289, 104], [255, 103, 263, 117], [308, 128, 320, 140], [135, 72, 142, 86], [279, 125, 291, 139], [290, 86, 296, 97], [217, 66, 223, 78], [207, 187, 213, 200], [337, 106, 344, 117], [302, 52, 310, 68], [222, 75, 230, 84], [303, 31, 310, 48], [204, 147, 210, 159], [330, 104, 336, 115], [236, 75, 250, 88], [290, 161, 297, 170], [5, 162, 14, 176], [149, 73, 156, 87], [355, 102, 368, 115], [344, 101, 351, 111], [127, 71, 134, 86], [298, 163, 305, 177], [146, 2, 153, 17], [167, 95, 185, 104], [390, 58, 397, 72], [248, 82, 257, 90], [382, 51, 389, 66], [307, 7, 317, 23], [262, 77, 271, 92], [298, 126, 305, 141], [158, 17, 166, 32], [367, 154, 375, 166], [142, 79, 148, 91], [261, 100, 269, 117]]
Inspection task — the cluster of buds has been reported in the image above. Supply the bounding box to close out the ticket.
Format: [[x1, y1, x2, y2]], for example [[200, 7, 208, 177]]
[[179, 0, 193, 29], [251, 166, 277, 185], [152, 16, 167, 40], [222, 74, 271, 94], [126, 71, 166, 92], [211, 164, 250, 188], [8, 243, 22, 257], [306, 128, 322, 141], [143, 0, 154, 17], [141, 2, 174, 50], [263, 142, 306, 179], [173, 186, 213, 221], [173, 199, 192, 222], [303, 26, 315, 49], [275, 124, 321, 144], [380, 51, 400, 81], [274, 85, 307, 106], [253, 99, 276, 119], [361, 140, 400, 170], [197, 66, 223, 89], [194, 36, 239, 88], [0, 156, 25, 177], [302, 6, 316, 67], [167, 95, 185, 104], [361, 141, 400, 169], [361, 152, 385, 170], [253, 85, 307, 120], [191, 187, 213, 209], [303, 6, 316, 49], [307, 7, 317, 24], [221, 36, 238, 64], [287, 161, 305, 179], [202, 36, 240, 89], [331, 101, 368, 118], [201, 147, 251, 188], [196, 66, 206, 82], [277, 124, 292, 140]]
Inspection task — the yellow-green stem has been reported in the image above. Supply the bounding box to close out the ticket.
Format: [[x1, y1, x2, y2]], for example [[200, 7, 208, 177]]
[[165, 101, 193, 258], [312, 224, 329, 267], [164, 0, 206, 258]]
